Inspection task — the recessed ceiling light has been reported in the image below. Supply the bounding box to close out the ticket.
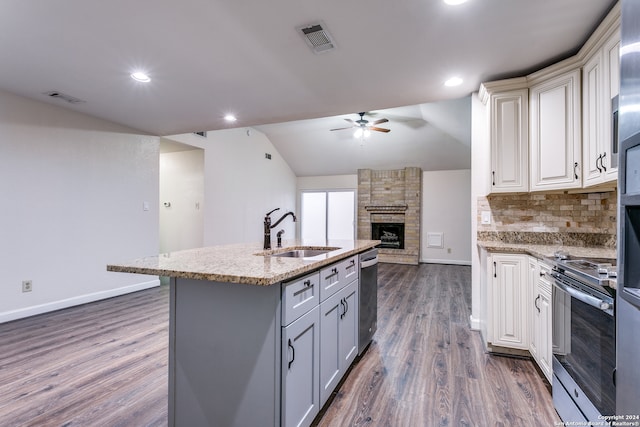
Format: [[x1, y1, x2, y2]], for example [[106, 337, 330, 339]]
[[443, 0, 468, 5], [224, 114, 237, 122], [131, 72, 151, 83], [444, 76, 463, 87]]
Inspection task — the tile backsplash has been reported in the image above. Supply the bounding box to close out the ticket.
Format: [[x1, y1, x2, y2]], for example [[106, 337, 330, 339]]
[[477, 190, 617, 248]]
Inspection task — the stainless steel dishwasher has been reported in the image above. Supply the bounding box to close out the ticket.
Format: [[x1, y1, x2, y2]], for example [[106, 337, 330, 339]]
[[358, 248, 378, 355]]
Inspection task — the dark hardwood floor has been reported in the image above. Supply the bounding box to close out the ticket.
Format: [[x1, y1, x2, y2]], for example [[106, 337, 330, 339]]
[[0, 263, 560, 426]]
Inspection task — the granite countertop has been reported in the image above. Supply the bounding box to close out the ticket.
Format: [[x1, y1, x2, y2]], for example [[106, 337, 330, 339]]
[[107, 239, 380, 286], [477, 240, 616, 261]]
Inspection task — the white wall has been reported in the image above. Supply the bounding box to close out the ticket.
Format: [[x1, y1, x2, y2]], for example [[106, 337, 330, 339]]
[[159, 148, 205, 253], [296, 172, 472, 264], [297, 175, 358, 190], [470, 92, 490, 329], [0, 90, 160, 323], [421, 169, 471, 265], [165, 128, 297, 246]]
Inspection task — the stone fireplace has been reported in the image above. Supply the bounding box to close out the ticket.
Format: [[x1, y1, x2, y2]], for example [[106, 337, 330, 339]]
[[357, 167, 422, 264]]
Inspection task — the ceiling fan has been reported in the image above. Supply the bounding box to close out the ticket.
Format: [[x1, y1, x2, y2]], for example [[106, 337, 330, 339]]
[[330, 112, 390, 137]]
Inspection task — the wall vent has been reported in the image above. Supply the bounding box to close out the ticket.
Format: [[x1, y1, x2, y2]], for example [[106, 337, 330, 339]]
[[43, 91, 86, 104], [297, 22, 336, 54], [193, 131, 207, 138]]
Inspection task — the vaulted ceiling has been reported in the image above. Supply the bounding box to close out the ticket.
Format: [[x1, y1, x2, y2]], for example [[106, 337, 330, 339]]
[[1, 0, 617, 175]]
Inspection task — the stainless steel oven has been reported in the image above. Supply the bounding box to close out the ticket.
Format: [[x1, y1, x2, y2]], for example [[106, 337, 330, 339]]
[[550, 256, 616, 423]]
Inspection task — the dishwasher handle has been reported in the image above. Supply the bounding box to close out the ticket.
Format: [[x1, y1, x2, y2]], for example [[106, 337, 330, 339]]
[[361, 256, 378, 269]]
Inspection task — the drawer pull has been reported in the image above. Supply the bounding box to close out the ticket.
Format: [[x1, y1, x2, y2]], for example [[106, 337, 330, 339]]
[[304, 279, 311, 287]]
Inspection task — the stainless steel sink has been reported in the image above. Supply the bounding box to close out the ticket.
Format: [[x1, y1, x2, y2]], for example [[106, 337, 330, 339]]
[[271, 249, 332, 258]]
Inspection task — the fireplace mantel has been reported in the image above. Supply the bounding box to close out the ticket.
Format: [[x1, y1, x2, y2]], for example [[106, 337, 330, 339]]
[[364, 205, 408, 213]]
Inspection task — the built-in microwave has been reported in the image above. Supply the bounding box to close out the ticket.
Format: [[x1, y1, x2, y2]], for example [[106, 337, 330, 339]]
[[619, 128, 640, 307], [609, 95, 619, 169], [612, 95, 619, 170]]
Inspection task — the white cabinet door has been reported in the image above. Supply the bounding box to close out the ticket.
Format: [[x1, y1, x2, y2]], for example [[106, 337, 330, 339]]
[[538, 277, 553, 382], [530, 69, 582, 191], [583, 26, 620, 187], [282, 305, 320, 427], [490, 254, 529, 350], [319, 280, 358, 406], [583, 49, 606, 186], [528, 257, 540, 361], [489, 89, 529, 193], [529, 257, 553, 382], [603, 27, 620, 182]]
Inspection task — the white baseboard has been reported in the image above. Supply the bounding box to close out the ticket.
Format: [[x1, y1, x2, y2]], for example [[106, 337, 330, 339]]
[[420, 258, 472, 266], [0, 279, 160, 324], [469, 315, 480, 330]]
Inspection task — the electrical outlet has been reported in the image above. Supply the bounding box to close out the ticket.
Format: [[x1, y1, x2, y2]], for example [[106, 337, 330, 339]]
[[22, 280, 32, 292], [447, 248, 452, 254]]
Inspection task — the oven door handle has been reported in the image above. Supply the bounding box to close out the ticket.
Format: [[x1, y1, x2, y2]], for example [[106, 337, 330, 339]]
[[553, 279, 612, 312]]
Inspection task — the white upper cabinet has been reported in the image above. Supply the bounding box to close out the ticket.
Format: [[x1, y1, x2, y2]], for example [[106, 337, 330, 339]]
[[480, 79, 529, 194], [477, 3, 620, 195], [582, 25, 620, 188], [529, 68, 582, 191]]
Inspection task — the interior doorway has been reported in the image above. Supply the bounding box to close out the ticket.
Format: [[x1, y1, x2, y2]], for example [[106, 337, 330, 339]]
[[159, 139, 205, 261]]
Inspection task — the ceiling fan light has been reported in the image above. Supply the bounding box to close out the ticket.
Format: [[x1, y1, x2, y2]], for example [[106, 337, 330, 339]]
[[354, 128, 363, 138], [363, 129, 371, 138]]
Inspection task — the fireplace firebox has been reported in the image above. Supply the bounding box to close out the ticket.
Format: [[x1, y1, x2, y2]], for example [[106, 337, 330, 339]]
[[371, 223, 405, 249]]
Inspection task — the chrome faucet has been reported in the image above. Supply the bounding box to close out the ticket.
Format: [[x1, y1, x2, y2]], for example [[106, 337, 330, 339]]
[[264, 208, 296, 250]]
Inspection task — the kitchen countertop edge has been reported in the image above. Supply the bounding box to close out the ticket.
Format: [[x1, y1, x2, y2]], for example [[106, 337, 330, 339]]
[[477, 240, 616, 261], [107, 240, 381, 286]]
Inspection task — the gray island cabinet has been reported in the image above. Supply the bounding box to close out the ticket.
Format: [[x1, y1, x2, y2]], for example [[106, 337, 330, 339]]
[[107, 239, 379, 427]]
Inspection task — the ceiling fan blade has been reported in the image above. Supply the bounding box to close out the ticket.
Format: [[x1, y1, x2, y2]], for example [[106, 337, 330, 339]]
[[372, 118, 389, 125], [344, 118, 355, 124], [330, 126, 354, 131], [370, 127, 390, 133]]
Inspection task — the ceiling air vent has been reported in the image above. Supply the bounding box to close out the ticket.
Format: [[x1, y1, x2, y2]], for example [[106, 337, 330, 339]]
[[297, 22, 336, 54], [193, 131, 207, 138], [43, 91, 86, 104]]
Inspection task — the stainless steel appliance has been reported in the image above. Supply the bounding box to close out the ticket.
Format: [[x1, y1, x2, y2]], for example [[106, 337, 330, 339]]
[[617, 0, 640, 414], [550, 255, 617, 423], [358, 248, 378, 355]]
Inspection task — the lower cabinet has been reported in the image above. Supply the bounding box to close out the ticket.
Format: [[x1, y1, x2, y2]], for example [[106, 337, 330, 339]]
[[282, 305, 321, 427], [281, 255, 360, 427], [319, 280, 358, 406], [529, 257, 553, 382], [489, 253, 529, 350]]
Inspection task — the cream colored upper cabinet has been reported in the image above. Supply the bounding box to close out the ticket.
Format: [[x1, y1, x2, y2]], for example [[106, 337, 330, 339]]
[[480, 79, 529, 194], [529, 68, 582, 191], [582, 24, 620, 188]]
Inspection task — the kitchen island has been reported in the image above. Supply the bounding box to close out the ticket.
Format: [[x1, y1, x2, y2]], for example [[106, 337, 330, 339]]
[[107, 239, 379, 427]]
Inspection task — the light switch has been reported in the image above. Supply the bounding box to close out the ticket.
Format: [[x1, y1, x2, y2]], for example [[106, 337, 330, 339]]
[[481, 211, 491, 225], [143, 201, 149, 211]]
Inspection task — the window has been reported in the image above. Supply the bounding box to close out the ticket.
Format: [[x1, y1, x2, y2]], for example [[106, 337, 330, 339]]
[[300, 190, 355, 242]]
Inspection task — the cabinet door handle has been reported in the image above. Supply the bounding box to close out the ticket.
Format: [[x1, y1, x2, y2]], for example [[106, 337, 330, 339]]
[[493, 261, 497, 278], [539, 271, 545, 277], [340, 299, 346, 319], [574, 162, 579, 180], [288, 339, 295, 369], [535, 295, 541, 313], [596, 154, 603, 173], [344, 297, 349, 316], [601, 152, 607, 172], [492, 171, 496, 186]]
